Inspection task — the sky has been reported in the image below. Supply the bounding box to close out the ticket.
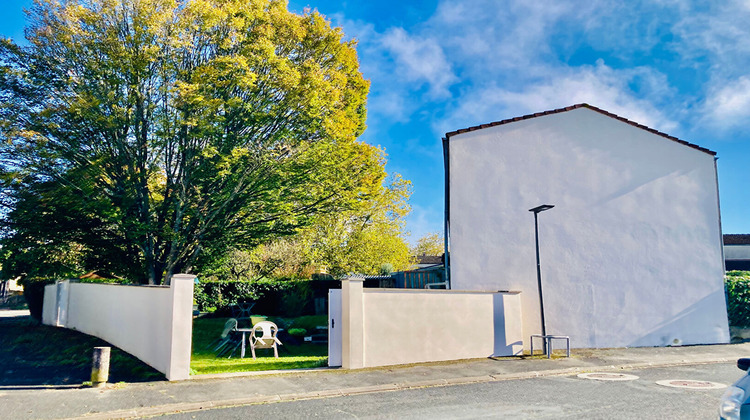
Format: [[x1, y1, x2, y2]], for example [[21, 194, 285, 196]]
[[2, 0, 749, 243]]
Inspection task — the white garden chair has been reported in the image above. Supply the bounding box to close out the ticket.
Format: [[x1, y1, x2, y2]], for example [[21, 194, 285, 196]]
[[249, 321, 282, 359]]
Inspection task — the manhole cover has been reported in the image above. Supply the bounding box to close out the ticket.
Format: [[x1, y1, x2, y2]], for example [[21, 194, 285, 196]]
[[577, 372, 639, 381], [655, 379, 727, 390]]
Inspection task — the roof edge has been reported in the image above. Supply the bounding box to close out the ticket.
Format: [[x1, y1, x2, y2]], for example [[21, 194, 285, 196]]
[[444, 103, 716, 156], [724, 234, 750, 245]]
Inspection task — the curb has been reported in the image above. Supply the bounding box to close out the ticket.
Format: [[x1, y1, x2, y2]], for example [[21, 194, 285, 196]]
[[67, 357, 734, 420]]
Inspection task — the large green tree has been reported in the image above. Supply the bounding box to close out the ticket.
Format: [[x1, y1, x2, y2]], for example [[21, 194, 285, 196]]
[[201, 171, 414, 280], [300, 172, 414, 277], [0, 0, 377, 284]]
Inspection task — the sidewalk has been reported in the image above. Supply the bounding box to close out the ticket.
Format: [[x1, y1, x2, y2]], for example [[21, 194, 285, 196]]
[[3, 341, 750, 420]]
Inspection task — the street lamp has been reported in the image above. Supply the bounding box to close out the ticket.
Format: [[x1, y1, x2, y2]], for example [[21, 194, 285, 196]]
[[529, 204, 554, 354]]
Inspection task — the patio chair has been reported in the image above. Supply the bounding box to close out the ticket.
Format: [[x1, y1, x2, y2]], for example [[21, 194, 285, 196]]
[[249, 321, 282, 359], [214, 318, 242, 357]]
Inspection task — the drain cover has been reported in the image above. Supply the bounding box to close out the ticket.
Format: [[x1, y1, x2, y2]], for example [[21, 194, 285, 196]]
[[655, 379, 727, 390], [577, 372, 639, 381]]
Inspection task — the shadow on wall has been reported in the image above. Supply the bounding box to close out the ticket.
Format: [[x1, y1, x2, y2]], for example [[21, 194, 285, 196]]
[[492, 293, 523, 356], [628, 289, 729, 347]]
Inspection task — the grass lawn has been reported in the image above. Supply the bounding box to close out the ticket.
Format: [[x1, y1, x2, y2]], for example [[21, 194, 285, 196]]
[[191, 315, 329, 375]]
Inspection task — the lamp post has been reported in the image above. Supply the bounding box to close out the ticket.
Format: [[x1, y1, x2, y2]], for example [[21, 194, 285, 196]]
[[529, 204, 554, 354]]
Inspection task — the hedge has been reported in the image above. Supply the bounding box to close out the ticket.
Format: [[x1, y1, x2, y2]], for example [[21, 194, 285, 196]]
[[726, 271, 750, 327], [194, 278, 324, 317]]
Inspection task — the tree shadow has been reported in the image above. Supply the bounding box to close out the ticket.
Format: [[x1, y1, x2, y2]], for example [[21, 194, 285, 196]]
[[0, 315, 164, 387]]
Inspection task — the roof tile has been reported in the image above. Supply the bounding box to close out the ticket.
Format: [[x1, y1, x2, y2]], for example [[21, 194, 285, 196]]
[[725, 234, 750, 245]]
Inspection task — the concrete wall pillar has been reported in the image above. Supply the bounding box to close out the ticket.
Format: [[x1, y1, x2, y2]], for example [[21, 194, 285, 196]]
[[166, 274, 196, 381], [342, 277, 364, 369]]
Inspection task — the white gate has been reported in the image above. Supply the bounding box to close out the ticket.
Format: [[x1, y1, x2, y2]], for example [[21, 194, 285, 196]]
[[328, 289, 342, 367]]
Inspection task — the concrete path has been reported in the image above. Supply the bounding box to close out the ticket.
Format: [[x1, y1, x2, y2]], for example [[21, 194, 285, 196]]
[[3, 342, 750, 419]]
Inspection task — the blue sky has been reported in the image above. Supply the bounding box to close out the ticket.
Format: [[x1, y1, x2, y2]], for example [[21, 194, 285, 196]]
[[2, 0, 749, 242]]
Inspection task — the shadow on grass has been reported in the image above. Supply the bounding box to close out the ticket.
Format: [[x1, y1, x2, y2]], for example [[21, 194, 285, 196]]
[[0, 315, 164, 386], [191, 316, 328, 375]]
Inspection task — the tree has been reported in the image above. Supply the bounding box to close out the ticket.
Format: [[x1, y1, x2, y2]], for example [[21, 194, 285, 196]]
[[300, 173, 414, 277], [199, 171, 413, 280], [412, 232, 444, 256], [0, 0, 376, 284]]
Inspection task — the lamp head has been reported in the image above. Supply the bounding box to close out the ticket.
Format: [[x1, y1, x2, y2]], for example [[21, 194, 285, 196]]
[[529, 204, 555, 213]]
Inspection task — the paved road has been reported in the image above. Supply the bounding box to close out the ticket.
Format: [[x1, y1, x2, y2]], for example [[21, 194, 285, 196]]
[[165, 363, 739, 419]]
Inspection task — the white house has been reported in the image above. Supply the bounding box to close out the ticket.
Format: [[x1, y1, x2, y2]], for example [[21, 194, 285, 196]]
[[444, 104, 730, 349], [725, 234, 750, 271]]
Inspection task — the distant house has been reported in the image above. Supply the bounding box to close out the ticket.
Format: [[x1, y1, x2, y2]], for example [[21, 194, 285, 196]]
[[414, 254, 444, 269], [391, 254, 446, 289], [444, 104, 729, 349], [725, 234, 750, 271]]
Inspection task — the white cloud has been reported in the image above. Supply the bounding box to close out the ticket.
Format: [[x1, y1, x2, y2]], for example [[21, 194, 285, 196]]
[[428, 0, 578, 74], [380, 27, 457, 98], [703, 76, 750, 128], [436, 61, 679, 136]]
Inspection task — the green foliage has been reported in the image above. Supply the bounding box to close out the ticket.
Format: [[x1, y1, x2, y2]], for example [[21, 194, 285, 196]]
[[77, 277, 132, 285], [299, 174, 415, 276], [288, 328, 307, 336], [412, 232, 444, 257], [287, 315, 328, 331], [379, 263, 394, 275], [201, 172, 414, 279], [194, 278, 313, 316], [725, 271, 750, 327], [201, 239, 315, 282], [0, 0, 376, 285], [727, 271, 750, 278]]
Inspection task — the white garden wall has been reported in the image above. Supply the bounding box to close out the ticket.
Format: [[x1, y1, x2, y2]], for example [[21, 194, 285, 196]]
[[334, 278, 523, 369], [446, 105, 729, 349], [42, 274, 195, 380]]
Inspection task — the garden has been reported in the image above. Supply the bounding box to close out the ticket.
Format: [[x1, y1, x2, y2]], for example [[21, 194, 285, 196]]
[[191, 315, 329, 374], [189, 277, 337, 375]]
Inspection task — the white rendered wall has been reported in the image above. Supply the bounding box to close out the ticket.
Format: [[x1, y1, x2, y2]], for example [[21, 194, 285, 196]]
[[42, 275, 195, 380], [339, 279, 523, 368], [725, 245, 750, 260], [448, 107, 729, 349], [42, 284, 57, 325]]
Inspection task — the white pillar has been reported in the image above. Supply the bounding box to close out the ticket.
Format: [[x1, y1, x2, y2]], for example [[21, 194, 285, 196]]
[[342, 277, 365, 369], [166, 274, 196, 380]]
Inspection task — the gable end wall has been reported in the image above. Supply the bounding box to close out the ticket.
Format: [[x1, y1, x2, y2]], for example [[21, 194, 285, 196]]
[[447, 107, 729, 349]]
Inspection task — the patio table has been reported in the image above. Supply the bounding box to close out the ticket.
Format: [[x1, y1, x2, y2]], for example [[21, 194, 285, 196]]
[[236, 327, 253, 358]]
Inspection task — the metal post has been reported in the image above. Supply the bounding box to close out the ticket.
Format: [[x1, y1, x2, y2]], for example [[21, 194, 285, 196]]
[[534, 211, 547, 354], [529, 204, 554, 356], [534, 212, 547, 354]]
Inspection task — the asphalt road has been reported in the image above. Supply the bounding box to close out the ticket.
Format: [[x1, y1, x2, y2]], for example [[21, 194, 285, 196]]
[[165, 362, 739, 419]]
